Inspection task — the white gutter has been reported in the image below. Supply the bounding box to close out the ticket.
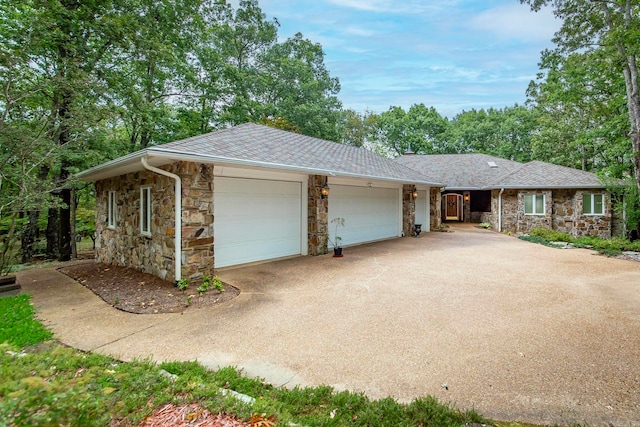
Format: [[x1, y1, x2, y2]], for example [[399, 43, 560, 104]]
[[148, 148, 445, 187], [141, 157, 182, 283], [498, 188, 505, 232]]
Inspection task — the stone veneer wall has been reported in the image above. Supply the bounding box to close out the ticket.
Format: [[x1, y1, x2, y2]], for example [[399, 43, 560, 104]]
[[95, 161, 214, 283], [181, 162, 215, 280], [488, 188, 611, 238], [308, 175, 329, 255], [402, 185, 416, 236], [430, 188, 442, 230]]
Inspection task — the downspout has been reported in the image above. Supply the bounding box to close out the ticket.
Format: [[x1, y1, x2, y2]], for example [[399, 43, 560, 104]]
[[141, 157, 182, 283], [498, 188, 505, 232]]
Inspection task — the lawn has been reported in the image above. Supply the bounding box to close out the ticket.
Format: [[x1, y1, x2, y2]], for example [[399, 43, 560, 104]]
[[0, 294, 490, 426]]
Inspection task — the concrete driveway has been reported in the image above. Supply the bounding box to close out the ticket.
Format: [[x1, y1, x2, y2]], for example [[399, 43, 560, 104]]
[[18, 224, 640, 426]]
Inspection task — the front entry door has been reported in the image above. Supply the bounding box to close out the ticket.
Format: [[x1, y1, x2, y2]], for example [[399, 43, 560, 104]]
[[444, 193, 463, 221]]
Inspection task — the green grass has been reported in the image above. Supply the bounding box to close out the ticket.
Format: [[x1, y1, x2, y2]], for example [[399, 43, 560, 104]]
[[0, 295, 489, 426], [520, 227, 640, 255], [0, 295, 53, 347]]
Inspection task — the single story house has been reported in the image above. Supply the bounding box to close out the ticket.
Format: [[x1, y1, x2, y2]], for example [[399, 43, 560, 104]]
[[395, 153, 617, 238], [77, 123, 443, 282]]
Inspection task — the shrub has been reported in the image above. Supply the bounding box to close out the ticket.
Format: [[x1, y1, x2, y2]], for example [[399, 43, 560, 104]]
[[529, 228, 574, 242]]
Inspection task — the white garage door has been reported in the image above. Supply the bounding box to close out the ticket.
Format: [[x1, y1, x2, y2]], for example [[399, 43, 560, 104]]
[[328, 185, 400, 247], [214, 177, 302, 267]]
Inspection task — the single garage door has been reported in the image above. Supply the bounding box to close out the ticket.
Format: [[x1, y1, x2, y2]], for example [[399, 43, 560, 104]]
[[328, 185, 400, 247], [415, 190, 428, 230], [214, 177, 302, 267]]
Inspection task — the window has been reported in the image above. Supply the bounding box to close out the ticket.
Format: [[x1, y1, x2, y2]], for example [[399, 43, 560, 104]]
[[583, 193, 604, 215], [140, 186, 152, 236], [107, 191, 117, 229], [524, 194, 545, 215]]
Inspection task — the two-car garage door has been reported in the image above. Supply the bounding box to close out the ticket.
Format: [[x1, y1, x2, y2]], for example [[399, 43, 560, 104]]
[[328, 185, 400, 247], [214, 177, 302, 268], [214, 177, 403, 267]]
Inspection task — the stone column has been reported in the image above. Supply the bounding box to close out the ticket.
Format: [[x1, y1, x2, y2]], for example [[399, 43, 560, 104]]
[[463, 191, 471, 223], [430, 188, 442, 230], [308, 175, 329, 255], [180, 162, 214, 280]]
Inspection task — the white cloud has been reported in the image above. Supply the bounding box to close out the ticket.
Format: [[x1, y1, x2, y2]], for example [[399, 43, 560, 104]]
[[344, 26, 377, 37], [327, 0, 453, 14], [470, 3, 560, 42]]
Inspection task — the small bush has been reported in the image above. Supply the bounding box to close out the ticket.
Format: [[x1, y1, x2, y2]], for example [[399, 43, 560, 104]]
[[177, 278, 189, 291], [529, 228, 574, 242], [524, 227, 640, 255]]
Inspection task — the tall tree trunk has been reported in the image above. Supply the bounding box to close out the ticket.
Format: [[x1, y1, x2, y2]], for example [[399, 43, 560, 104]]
[[58, 167, 72, 261], [46, 207, 59, 258], [70, 187, 77, 259], [0, 212, 18, 275], [20, 210, 40, 263]]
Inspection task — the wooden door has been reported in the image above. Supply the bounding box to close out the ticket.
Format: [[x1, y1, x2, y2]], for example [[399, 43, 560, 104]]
[[445, 194, 461, 221], [445, 194, 459, 220]]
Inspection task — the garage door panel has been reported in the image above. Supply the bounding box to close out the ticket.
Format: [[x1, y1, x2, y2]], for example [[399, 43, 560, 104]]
[[214, 178, 301, 267], [329, 185, 400, 247]]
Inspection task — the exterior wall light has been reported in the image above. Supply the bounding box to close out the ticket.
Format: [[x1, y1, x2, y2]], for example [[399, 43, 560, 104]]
[[464, 194, 470, 201], [321, 184, 330, 199], [412, 188, 418, 199]]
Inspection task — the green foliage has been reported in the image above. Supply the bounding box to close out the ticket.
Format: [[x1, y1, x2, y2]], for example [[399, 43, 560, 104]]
[[197, 276, 211, 295], [213, 276, 224, 292], [368, 104, 449, 156], [448, 105, 535, 161], [75, 207, 95, 238], [177, 278, 189, 292], [522, 227, 640, 254], [529, 228, 574, 242], [479, 222, 491, 229], [0, 295, 53, 347]]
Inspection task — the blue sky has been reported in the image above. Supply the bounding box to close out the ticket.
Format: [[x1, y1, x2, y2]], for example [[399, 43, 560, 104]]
[[257, 0, 561, 117]]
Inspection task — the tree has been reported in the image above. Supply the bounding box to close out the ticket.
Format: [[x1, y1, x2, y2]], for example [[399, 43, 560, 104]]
[[110, 0, 204, 150], [526, 49, 630, 174], [447, 105, 535, 160], [369, 104, 449, 157], [215, 0, 279, 126], [257, 32, 342, 141], [522, 0, 640, 215]]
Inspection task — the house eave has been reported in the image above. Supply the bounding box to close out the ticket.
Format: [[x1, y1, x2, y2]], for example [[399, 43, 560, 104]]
[[76, 150, 151, 182], [483, 184, 606, 190], [76, 147, 444, 186]]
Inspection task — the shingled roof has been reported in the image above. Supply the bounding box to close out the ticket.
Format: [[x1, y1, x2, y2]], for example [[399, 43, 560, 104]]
[[395, 154, 522, 190], [78, 123, 442, 185], [395, 154, 605, 190], [493, 160, 605, 189]]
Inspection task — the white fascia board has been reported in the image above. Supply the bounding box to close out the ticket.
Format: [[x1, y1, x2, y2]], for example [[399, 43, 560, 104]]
[[76, 150, 151, 181], [483, 184, 606, 190], [148, 147, 444, 186]]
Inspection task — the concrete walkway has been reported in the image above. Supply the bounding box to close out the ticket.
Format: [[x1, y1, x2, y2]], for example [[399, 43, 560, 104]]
[[17, 225, 640, 426]]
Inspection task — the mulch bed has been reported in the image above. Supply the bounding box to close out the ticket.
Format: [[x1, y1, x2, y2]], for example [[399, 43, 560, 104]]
[[58, 262, 239, 314]]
